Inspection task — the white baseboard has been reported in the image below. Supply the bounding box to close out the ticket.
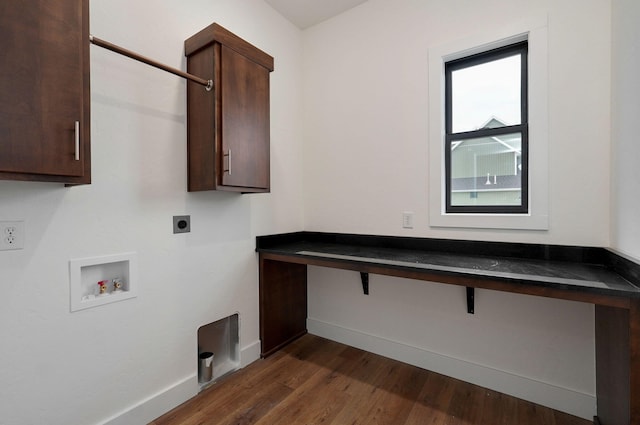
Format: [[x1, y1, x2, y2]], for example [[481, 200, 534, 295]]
[[100, 342, 261, 425], [99, 375, 198, 425], [241, 339, 261, 368], [307, 318, 596, 420]]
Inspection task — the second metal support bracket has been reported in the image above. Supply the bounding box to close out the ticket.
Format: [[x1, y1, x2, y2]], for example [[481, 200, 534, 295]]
[[360, 272, 369, 295], [467, 287, 475, 314]]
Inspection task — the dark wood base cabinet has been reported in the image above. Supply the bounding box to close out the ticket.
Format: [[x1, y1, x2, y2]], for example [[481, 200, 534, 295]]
[[185, 23, 273, 193], [0, 0, 91, 184], [259, 258, 307, 357]]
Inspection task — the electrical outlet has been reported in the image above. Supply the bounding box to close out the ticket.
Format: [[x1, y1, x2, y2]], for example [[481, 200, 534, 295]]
[[402, 212, 414, 229], [1, 220, 25, 250]]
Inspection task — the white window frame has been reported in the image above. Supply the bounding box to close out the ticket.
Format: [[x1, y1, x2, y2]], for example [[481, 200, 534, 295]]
[[428, 16, 549, 230]]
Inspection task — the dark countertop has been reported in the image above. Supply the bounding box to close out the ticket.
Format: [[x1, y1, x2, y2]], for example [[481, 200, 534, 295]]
[[256, 232, 640, 299]]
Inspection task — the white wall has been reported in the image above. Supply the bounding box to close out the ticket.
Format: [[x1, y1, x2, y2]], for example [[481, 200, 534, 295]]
[[3, 0, 634, 422], [0, 1, 304, 424], [611, 0, 640, 258], [302, 0, 612, 419]]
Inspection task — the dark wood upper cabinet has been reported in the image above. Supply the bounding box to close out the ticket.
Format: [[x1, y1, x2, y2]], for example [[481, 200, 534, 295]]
[[0, 0, 91, 184], [185, 24, 274, 193]]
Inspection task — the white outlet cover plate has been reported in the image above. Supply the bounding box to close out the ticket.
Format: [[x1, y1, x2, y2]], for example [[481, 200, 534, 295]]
[[402, 212, 414, 229], [0, 220, 25, 250]]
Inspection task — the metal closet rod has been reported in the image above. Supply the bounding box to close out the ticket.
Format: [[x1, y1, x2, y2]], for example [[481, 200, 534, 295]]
[[89, 35, 213, 91]]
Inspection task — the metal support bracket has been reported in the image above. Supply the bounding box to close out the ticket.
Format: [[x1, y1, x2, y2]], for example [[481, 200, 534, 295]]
[[360, 272, 369, 295], [467, 287, 475, 314]]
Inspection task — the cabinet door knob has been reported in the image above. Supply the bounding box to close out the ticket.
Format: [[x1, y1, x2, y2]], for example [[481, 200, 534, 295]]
[[74, 121, 80, 161]]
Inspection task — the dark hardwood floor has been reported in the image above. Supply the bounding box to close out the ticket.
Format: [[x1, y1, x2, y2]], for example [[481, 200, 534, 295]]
[[150, 334, 592, 425]]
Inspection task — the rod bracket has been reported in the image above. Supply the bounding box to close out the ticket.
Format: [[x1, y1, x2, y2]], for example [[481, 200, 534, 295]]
[[360, 272, 369, 295], [205, 80, 213, 92], [467, 287, 475, 314]]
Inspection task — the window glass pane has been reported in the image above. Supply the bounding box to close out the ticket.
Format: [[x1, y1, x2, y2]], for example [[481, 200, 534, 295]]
[[451, 54, 521, 133], [450, 133, 522, 207]]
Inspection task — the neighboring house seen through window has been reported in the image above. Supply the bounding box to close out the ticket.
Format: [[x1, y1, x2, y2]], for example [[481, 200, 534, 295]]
[[444, 41, 528, 214]]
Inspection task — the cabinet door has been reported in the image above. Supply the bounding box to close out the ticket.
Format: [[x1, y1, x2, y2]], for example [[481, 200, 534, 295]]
[[219, 45, 270, 191], [0, 0, 87, 179]]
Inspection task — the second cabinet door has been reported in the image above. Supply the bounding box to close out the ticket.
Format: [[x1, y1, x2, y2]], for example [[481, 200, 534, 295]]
[[219, 45, 270, 191]]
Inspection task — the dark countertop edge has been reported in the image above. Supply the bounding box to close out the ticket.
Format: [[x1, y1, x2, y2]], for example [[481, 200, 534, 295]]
[[259, 248, 640, 299], [256, 231, 640, 288]]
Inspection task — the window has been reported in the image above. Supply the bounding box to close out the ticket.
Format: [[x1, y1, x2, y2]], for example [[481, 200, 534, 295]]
[[445, 41, 528, 214], [428, 18, 548, 230]]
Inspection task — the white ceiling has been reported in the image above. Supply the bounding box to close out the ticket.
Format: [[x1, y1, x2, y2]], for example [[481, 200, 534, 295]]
[[264, 0, 369, 29]]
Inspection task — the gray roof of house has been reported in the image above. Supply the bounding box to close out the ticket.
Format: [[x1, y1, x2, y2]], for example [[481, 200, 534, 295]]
[[451, 174, 521, 192]]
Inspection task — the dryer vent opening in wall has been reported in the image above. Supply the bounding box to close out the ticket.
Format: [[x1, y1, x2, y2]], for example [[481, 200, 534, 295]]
[[197, 313, 240, 391]]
